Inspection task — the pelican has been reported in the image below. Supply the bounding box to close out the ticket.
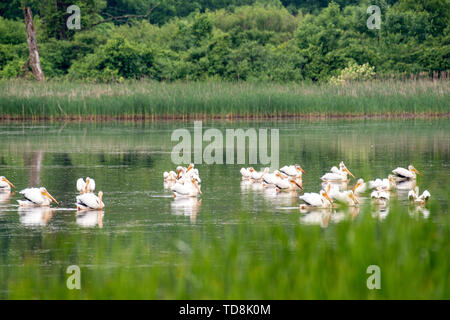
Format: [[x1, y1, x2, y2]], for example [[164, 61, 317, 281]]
[[392, 165, 420, 180], [251, 167, 269, 181], [18, 187, 59, 207], [0, 176, 15, 191], [370, 188, 390, 205], [352, 178, 367, 194], [395, 179, 416, 191], [76, 178, 86, 194], [368, 175, 396, 191], [84, 177, 96, 193], [321, 162, 355, 181], [76, 191, 104, 211], [163, 171, 177, 181], [240, 167, 254, 180], [329, 189, 360, 207], [172, 178, 202, 198], [275, 178, 303, 192], [299, 187, 333, 209], [408, 187, 430, 205], [262, 170, 287, 187], [279, 164, 305, 178], [186, 168, 201, 183]]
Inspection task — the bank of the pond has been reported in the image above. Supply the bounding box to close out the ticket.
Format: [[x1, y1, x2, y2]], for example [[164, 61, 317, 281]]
[[0, 79, 448, 120]]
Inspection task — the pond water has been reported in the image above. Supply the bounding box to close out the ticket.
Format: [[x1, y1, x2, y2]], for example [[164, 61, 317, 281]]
[[0, 119, 449, 298]]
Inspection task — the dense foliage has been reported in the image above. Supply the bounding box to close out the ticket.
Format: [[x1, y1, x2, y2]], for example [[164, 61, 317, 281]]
[[0, 0, 448, 81]]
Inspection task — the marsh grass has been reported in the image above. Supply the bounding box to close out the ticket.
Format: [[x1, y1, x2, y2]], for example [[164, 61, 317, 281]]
[[2, 198, 449, 300], [0, 79, 448, 119]]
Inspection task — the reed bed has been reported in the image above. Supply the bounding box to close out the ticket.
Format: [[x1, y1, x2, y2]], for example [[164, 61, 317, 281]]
[[0, 79, 449, 120]]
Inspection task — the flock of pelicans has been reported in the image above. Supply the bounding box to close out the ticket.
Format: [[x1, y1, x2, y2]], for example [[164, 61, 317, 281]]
[[162, 162, 430, 212], [239, 163, 430, 209], [0, 176, 104, 210], [0, 162, 430, 225]]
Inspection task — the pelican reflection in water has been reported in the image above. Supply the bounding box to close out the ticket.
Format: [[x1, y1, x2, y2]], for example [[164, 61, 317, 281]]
[[171, 198, 202, 223], [18, 206, 55, 226], [76, 210, 104, 228]]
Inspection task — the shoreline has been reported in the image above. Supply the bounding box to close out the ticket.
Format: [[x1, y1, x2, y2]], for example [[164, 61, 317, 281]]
[[1, 112, 449, 122]]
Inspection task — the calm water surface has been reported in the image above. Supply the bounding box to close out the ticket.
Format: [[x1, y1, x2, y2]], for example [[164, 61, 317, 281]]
[[0, 119, 449, 296]]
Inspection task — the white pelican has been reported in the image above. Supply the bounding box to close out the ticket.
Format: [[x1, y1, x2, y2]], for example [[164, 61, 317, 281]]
[[299, 188, 333, 209], [262, 170, 286, 187], [76, 178, 86, 194], [368, 175, 396, 191], [395, 179, 416, 191], [163, 171, 177, 181], [84, 177, 96, 193], [321, 162, 355, 181], [279, 164, 305, 178], [329, 189, 360, 207], [352, 178, 367, 194], [18, 187, 59, 207], [0, 176, 15, 191], [172, 178, 202, 198], [240, 167, 254, 180], [370, 188, 390, 205], [76, 191, 104, 211], [275, 178, 303, 192], [408, 187, 430, 205], [251, 167, 269, 181], [392, 165, 420, 180]]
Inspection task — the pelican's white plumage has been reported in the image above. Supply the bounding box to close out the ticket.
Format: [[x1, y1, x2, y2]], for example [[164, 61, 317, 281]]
[[84, 177, 96, 193], [368, 175, 396, 191], [279, 164, 305, 178], [164, 171, 177, 181], [172, 178, 202, 198], [329, 189, 360, 207], [76, 191, 104, 211], [76, 178, 86, 194], [370, 188, 390, 205], [262, 170, 286, 187], [408, 187, 430, 205], [18, 187, 58, 207], [251, 167, 269, 181], [0, 176, 15, 191], [299, 189, 333, 208], [275, 178, 302, 192], [321, 162, 355, 181], [352, 178, 367, 194], [392, 165, 420, 180], [240, 167, 253, 180]]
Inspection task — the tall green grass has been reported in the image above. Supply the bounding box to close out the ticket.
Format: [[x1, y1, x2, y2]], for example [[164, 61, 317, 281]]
[[0, 79, 448, 119]]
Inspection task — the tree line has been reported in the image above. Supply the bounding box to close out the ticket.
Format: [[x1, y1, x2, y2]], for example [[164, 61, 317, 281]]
[[0, 0, 448, 82]]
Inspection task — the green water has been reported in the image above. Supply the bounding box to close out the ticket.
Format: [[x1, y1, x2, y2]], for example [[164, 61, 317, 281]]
[[0, 120, 449, 299]]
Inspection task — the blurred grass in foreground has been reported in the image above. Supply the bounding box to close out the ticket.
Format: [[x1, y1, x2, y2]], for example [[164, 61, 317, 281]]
[[0, 79, 449, 119], [2, 198, 448, 300]]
